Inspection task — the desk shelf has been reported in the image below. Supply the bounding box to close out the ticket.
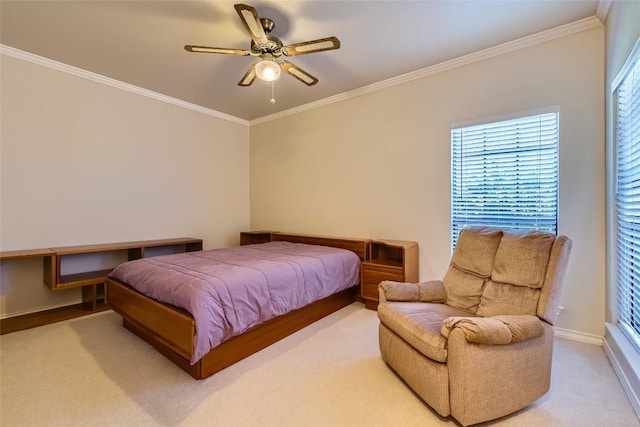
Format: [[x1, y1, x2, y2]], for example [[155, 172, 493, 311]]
[[0, 237, 203, 334], [47, 238, 203, 292]]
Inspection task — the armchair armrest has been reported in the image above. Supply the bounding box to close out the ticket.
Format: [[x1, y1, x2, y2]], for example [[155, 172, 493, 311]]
[[440, 315, 544, 345], [378, 280, 446, 303]]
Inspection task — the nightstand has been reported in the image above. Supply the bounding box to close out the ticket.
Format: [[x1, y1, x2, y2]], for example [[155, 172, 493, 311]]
[[361, 240, 419, 310]]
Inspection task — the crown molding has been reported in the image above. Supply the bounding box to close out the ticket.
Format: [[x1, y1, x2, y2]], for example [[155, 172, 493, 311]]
[[0, 44, 249, 127], [250, 16, 603, 126], [597, 0, 612, 23]]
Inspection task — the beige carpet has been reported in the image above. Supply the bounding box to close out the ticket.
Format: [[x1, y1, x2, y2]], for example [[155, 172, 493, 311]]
[[1, 302, 638, 427]]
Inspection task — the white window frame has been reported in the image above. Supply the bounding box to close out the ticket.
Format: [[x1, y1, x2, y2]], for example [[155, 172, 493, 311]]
[[450, 107, 559, 249], [613, 37, 640, 353]]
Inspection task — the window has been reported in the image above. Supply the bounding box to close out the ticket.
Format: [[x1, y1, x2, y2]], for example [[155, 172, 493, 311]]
[[614, 42, 640, 352], [451, 111, 559, 248]]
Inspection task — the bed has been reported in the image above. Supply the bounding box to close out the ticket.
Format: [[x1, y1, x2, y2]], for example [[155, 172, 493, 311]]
[[105, 232, 369, 379]]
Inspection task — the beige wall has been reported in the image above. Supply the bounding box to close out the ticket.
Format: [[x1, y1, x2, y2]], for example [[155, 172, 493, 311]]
[[0, 54, 250, 317], [251, 27, 605, 337]]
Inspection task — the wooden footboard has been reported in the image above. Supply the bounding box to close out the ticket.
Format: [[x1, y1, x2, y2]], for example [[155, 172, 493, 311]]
[[107, 277, 195, 360], [106, 232, 368, 379], [107, 277, 356, 379]]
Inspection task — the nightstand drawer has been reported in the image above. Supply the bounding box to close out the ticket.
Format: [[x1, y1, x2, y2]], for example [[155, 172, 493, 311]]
[[361, 263, 405, 301], [362, 263, 405, 283]]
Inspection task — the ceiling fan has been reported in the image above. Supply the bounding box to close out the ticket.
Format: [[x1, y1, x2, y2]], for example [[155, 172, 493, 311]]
[[184, 3, 340, 87]]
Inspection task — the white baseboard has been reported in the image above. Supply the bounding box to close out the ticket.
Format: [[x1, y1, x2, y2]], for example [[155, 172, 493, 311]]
[[603, 324, 640, 419], [554, 326, 604, 346]]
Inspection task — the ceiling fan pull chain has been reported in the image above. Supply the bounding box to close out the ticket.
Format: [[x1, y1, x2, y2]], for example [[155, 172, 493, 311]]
[[270, 81, 276, 104]]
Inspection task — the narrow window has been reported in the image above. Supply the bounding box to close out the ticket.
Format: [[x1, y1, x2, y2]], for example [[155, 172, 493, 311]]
[[451, 111, 559, 248], [614, 40, 640, 351]]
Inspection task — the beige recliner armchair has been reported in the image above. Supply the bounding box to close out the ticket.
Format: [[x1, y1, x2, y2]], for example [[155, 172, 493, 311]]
[[377, 227, 572, 426]]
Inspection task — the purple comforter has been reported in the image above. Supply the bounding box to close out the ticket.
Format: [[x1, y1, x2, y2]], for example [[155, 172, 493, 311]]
[[108, 241, 361, 364]]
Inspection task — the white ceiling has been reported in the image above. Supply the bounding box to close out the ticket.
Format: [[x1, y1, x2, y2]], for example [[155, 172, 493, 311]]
[[1, 1, 603, 121]]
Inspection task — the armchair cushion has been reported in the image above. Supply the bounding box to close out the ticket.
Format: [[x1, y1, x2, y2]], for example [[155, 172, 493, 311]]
[[378, 302, 471, 362], [442, 266, 486, 314], [476, 230, 554, 317], [492, 230, 555, 289], [379, 280, 446, 302], [450, 227, 503, 277], [444, 227, 502, 314], [476, 281, 540, 317], [440, 315, 544, 345]]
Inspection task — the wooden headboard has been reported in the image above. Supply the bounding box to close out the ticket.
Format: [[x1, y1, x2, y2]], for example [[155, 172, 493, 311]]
[[271, 233, 370, 261]]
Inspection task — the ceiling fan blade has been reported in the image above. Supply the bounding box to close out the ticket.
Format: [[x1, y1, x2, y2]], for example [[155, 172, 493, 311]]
[[282, 37, 340, 56], [281, 61, 318, 86], [234, 3, 269, 46], [184, 45, 251, 56], [238, 64, 257, 86]]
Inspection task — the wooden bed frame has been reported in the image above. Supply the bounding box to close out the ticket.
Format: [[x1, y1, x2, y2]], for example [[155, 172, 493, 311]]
[[106, 232, 369, 380]]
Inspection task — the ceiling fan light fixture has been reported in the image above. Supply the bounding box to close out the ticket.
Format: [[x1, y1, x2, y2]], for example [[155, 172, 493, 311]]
[[255, 59, 281, 82]]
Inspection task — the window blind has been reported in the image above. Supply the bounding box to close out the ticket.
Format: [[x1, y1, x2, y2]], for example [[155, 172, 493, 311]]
[[451, 112, 559, 248], [615, 49, 640, 351]]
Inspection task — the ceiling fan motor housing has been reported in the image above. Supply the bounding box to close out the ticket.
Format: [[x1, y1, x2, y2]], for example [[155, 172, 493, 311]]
[[251, 35, 284, 57]]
